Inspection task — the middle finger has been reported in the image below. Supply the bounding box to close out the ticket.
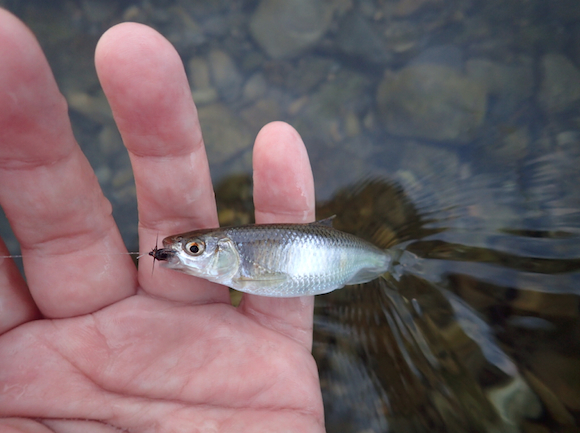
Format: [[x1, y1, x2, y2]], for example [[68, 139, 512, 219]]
[[95, 23, 229, 304]]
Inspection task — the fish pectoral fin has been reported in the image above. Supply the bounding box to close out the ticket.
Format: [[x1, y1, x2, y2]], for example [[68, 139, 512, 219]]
[[233, 272, 289, 292]]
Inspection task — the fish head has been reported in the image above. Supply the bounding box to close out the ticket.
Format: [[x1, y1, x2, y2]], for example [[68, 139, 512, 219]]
[[156, 231, 240, 284]]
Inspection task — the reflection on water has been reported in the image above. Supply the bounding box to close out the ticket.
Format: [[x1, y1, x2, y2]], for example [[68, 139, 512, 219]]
[[2, 0, 580, 431], [314, 178, 579, 432]]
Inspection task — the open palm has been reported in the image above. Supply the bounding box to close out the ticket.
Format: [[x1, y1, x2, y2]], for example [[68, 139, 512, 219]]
[[0, 10, 324, 433]]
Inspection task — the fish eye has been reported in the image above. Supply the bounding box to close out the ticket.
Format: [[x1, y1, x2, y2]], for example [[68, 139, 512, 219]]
[[185, 240, 205, 256]]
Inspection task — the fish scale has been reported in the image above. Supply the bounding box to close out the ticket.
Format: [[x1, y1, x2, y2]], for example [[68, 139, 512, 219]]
[[150, 219, 394, 297]]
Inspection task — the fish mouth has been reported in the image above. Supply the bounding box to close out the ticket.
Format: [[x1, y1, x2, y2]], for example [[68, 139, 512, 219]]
[[149, 247, 176, 262]]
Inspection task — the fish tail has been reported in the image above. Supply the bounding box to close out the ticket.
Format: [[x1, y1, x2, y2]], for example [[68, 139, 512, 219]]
[[384, 244, 421, 281]]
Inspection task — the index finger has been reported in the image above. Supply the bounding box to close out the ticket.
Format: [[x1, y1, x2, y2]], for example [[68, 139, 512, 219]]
[[0, 9, 136, 318]]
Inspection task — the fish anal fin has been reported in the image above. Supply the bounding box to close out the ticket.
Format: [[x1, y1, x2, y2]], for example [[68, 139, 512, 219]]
[[347, 268, 386, 285]]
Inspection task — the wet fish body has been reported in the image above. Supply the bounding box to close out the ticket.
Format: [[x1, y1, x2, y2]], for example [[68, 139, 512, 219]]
[[150, 219, 393, 297]]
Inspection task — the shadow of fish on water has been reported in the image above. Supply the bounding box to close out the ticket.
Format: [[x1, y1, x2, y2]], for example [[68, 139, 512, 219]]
[[313, 177, 580, 433]]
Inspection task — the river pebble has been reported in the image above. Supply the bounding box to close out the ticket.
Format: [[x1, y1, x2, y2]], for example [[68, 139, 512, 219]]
[[538, 53, 580, 113], [466, 57, 534, 115], [197, 103, 253, 165], [242, 72, 268, 103], [208, 49, 243, 102], [335, 13, 391, 64], [188, 56, 218, 105], [250, 0, 335, 59], [377, 63, 487, 143]]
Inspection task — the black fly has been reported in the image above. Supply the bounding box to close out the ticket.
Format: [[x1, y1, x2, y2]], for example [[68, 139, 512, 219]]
[[148, 247, 172, 261], [148, 234, 173, 275]]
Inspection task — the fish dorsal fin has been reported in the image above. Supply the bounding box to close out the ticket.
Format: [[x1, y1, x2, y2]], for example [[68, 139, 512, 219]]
[[312, 215, 336, 227]]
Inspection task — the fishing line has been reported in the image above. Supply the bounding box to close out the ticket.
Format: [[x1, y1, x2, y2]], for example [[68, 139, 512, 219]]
[[0, 252, 143, 259]]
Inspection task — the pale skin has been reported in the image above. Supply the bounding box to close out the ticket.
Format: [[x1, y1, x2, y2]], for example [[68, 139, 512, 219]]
[[0, 9, 324, 433]]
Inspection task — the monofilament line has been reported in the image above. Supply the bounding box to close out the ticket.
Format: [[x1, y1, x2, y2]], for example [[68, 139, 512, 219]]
[[0, 252, 142, 259]]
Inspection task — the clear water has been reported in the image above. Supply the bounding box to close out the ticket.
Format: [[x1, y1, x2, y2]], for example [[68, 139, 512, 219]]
[[2, 0, 580, 431]]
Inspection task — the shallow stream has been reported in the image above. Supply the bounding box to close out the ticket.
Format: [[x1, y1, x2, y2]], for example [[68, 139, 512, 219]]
[[3, 0, 580, 431]]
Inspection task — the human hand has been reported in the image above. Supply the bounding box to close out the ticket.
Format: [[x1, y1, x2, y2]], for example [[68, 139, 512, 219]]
[[0, 9, 324, 433]]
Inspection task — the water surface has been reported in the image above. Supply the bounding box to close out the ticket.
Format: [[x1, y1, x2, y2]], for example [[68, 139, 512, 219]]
[[2, 0, 580, 431]]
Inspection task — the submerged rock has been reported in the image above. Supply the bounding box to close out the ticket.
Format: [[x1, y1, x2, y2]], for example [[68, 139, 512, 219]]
[[466, 57, 533, 99], [208, 49, 243, 102], [335, 13, 391, 64], [466, 57, 534, 114], [197, 103, 253, 164], [377, 64, 487, 143], [538, 53, 580, 113], [187, 56, 218, 105], [249, 0, 334, 59], [292, 69, 372, 144]]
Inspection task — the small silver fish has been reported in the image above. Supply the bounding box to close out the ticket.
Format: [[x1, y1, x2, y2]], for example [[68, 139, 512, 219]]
[[149, 217, 394, 297]]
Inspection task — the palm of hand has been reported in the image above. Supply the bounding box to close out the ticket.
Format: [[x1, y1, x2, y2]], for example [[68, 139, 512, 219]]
[[0, 9, 324, 433], [3, 297, 321, 431]]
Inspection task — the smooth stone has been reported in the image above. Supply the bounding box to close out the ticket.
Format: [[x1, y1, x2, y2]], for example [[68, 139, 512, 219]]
[[249, 0, 334, 59], [192, 88, 219, 106], [336, 13, 391, 64], [498, 126, 530, 160], [197, 103, 253, 164], [239, 98, 281, 134], [122, 5, 142, 21], [392, 0, 438, 17], [208, 49, 243, 101], [188, 56, 218, 105], [538, 53, 580, 113], [242, 73, 268, 102], [466, 57, 533, 108], [112, 184, 137, 205], [556, 130, 580, 150], [292, 70, 372, 143], [411, 45, 463, 71], [164, 6, 206, 53], [486, 376, 542, 424], [224, 148, 253, 178], [81, 0, 118, 23], [383, 20, 420, 53], [344, 111, 361, 138], [475, 125, 530, 168], [262, 56, 335, 94], [98, 125, 124, 156], [199, 14, 230, 38], [377, 64, 487, 143], [94, 165, 112, 185], [187, 56, 211, 90], [67, 91, 114, 125], [111, 166, 135, 189]]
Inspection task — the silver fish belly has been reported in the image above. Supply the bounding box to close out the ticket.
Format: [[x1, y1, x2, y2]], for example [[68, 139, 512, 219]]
[[150, 219, 393, 297]]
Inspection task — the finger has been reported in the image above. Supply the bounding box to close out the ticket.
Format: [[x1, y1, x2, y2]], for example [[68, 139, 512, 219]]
[[238, 122, 316, 349], [0, 238, 40, 334], [0, 9, 136, 318], [95, 24, 230, 304], [0, 418, 54, 433]]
